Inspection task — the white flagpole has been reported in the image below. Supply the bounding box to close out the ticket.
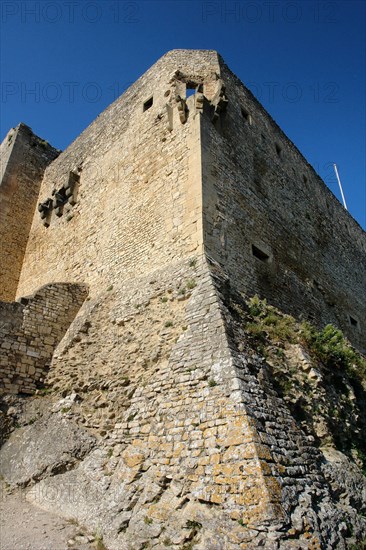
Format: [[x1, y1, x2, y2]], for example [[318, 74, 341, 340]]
[[333, 163, 348, 210]]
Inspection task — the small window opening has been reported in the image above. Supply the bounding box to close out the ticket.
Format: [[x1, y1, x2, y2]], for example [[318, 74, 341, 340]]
[[143, 97, 153, 112], [349, 316, 358, 327], [241, 108, 252, 125], [303, 174, 308, 184], [275, 143, 282, 157], [252, 244, 270, 262], [186, 87, 195, 98]]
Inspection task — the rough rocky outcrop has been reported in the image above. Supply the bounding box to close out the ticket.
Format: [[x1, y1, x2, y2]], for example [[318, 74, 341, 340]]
[[0, 411, 95, 486], [322, 447, 366, 511]]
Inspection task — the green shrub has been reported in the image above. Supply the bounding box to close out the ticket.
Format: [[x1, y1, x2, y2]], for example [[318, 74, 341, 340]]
[[301, 323, 366, 379], [185, 520, 202, 530], [246, 297, 365, 382], [246, 296, 296, 344], [244, 295, 366, 473], [247, 295, 268, 318], [186, 279, 196, 290]]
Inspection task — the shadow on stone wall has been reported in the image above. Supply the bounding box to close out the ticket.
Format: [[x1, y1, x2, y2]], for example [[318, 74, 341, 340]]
[[0, 282, 88, 394]]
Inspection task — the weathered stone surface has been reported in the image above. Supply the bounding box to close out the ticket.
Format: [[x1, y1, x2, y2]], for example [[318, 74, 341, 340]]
[[0, 123, 59, 301], [0, 50, 365, 548], [3, 50, 362, 353], [0, 413, 95, 486], [12, 258, 365, 548], [0, 283, 88, 394], [321, 447, 366, 535]]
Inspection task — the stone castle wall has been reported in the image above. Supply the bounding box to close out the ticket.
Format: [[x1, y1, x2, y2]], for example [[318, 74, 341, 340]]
[[16, 51, 223, 299], [22, 257, 359, 548], [201, 57, 365, 351], [12, 50, 365, 351], [2, 49, 361, 352], [0, 283, 87, 394], [0, 124, 59, 301], [0, 50, 365, 548]]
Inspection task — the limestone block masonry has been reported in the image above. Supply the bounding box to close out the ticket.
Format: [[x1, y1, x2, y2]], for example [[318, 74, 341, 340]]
[[0, 123, 59, 301], [12, 257, 366, 548], [0, 283, 88, 394], [0, 49, 365, 549], [3, 49, 363, 353], [201, 59, 366, 353]]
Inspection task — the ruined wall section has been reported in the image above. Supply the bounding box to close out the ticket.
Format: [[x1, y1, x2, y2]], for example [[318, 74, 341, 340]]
[[202, 58, 366, 352], [17, 50, 221, 299], [19, 256, 359, 548], [24, 257, 286, 548], [0, 283, 87, 394], [0, 124, 59, 301]]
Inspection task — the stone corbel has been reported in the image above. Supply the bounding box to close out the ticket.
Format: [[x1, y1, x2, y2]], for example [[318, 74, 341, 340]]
[[194, 84, 204, 112], [38, 198, 53, 227], [169, 70, 183, 84], [210, 79, 228, 123], [176, 95, 188, 124]]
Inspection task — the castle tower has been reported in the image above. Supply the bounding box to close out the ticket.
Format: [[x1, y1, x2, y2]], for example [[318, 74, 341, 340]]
[[1, 51, 365, 548], [12, 49, 365, 352], [0, 123, 59, 301]]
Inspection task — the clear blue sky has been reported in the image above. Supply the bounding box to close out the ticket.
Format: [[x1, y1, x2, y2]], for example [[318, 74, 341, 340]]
[[1, 0, 365, 229]]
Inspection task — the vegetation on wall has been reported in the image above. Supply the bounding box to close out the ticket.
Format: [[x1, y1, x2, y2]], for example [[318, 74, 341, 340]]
[[243, 295, 366, 474]]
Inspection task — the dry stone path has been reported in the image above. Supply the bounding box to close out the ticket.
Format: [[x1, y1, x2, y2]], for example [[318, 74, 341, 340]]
[[0, 483, 95, 550]]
